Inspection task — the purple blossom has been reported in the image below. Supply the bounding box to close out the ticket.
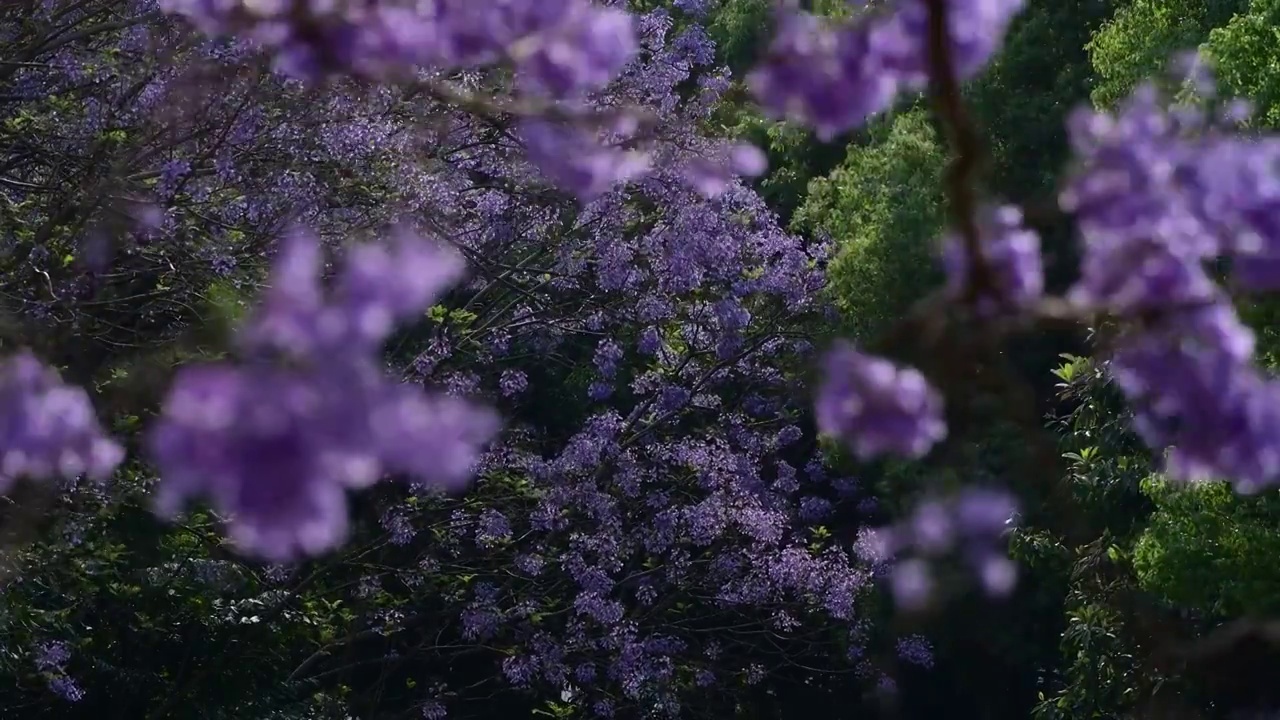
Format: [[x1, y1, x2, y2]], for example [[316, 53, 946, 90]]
[[712, 298, 752, 333], [908, 499, 955, 555], [588, 381, 614, 401], [748, 14, 900, 141], [942, 204, 1044, 314], [1060, 86, 1224, 313], [512, 2, 637, 98], [593, 339, 625, 378], [147, 228, 499, 560], [879, 0, 1028, 83], [870, 488, 1020, 606], [889, 558, 933, 611], [896, 635, 935, 668], [335, 226, 469, 350], [148, 363, 372, 559], [815, 343, 947, 459], [515, 553, 545, 576], [749, 1, 1025, 139], [381, 507, 416, 545], [0, 1, 992, 709], [973, 551, 1019, 597], [798, 496, 833, 523], [156, 159, 190, 199], [1109, 305, 1280, 492], [775, 425, 802, 447], [682, 143, 768, 198], [574, 591, 625, 625], [637, 327, 662, 354], [673, 0, 710, 17], [500, 369, 529, 396], [35, 642, 71, 672], [574, 663, 597, 683], [953, 487, 1020, 537], [502, 655, 536, 687], [1055, 77, 1280, 492], [476, 508, 512, 548], [0, 352, 124, 495], [48, 676, 84, 703], [520, 119, 650, 199]]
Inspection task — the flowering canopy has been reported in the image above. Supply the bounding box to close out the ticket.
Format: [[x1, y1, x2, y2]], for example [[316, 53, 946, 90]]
[[6, 0, 1280, 715]]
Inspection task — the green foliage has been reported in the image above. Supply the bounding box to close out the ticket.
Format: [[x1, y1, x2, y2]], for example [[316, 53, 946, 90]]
[[969, 0, 1113, 200], [793, 109, 947, 341], [0, 466, 340, 719], [703, 0, 772, 74], [1205, 0, 1280, 126], [1025, 346, 1165, 719], [759, 121, 847, 225], [1134, 478, 1280, 617], [1087, 0, 1248, 109], [1032, 602, 1144, 720]]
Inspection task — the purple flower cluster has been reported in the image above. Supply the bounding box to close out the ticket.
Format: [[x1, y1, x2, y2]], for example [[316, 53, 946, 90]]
[[942, 204, 1044, 315], [681, 143, 769, 199], [748, 0, 1027, 140], [860, 488, 1019, 609], [520, 118, 652, 200], [28, 0, 1280, 713], [160, 0, 636, 93], [1061, 85, 1226, 314], [34, 641, 71, 672], [34, 641, 83, 703], [1063, 79, 1280, 491], [815, 342, 946, 460], [0, 352, 123, 495], [148, 226, 499, 560], [896, 634, 935, 668], [154, 1, 775, 203], [1109, 306, 1280, 493]]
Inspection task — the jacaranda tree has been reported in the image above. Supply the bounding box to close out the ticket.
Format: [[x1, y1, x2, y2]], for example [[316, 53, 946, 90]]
[[5, 0, 1280, 718]]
